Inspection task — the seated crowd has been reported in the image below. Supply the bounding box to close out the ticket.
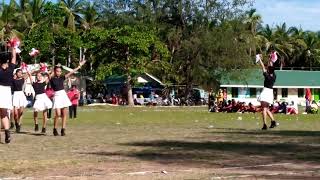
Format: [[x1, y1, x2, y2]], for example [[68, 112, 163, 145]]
[[209, 99, 307, 115]]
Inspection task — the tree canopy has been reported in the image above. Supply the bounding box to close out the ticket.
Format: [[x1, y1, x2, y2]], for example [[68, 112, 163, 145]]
[[1, 0, 319, 104]]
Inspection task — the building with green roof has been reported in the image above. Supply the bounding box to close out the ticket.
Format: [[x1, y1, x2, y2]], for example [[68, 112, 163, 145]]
[[220, 70, 320, 105]]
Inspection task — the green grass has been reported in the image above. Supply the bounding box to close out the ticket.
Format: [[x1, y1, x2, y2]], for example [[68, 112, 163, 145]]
[[0, 106, 320, 179]]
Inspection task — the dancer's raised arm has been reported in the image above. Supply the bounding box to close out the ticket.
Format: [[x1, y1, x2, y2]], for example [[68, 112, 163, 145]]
[[27, 71, 34, 83], [11, 47, 16, 65], [258, 55, 266, 72], [65, 60, 86, 78]]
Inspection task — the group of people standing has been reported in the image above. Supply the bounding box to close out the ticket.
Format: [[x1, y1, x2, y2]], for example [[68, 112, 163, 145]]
[[0, 47, 85, 144]]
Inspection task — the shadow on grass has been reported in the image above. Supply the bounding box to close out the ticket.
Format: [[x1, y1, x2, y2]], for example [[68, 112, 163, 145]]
[[210, 129, 320, 137], [14, 131, 46, 136], [80, 139, 320, 167]]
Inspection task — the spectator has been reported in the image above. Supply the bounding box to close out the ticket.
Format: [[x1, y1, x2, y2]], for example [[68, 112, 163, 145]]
[[278, 102, 287, 114], [111, 94, 118, 105], [305, 88, 312, 113], [270, 102, 279, 113], [67, 85, 80, 119], [310, 100, 318, 114], [287, 101, 298, 115], [208, 88, 215, 110], [216, 89, 224, 104], [248, 103, 257, 113], [223, 89, 227, 103]]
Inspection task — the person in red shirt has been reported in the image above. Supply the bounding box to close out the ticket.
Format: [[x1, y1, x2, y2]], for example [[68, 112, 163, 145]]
[[305, 88, 312, 113], [111, 94, 118, 105], [67, 85, 80, 119]]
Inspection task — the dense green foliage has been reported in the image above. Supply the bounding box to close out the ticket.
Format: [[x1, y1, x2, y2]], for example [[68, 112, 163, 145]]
[[1, 0, 319, 104]]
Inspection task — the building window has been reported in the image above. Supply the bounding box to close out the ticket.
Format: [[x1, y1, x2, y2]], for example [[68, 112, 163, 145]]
[[298, 88, 304, 98], [231, 87, 238, 98], [273, 88, 278, 100], [282, 88, 288, 98], [250, 88, 257, 98]]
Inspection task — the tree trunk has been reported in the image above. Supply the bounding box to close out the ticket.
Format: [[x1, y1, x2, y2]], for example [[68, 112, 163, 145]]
[[127, 75, 134, 106], [67, 45, 71, 67], [184, 58, 193, 105], [125, 46, 134, 106], [51, 48, 55, 66]]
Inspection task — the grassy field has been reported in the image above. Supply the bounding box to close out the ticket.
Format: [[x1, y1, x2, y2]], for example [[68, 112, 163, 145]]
[[0, 106, 320, 179]]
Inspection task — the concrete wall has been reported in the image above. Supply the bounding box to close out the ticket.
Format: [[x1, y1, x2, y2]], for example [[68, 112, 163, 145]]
[[225, 87, 308, 106], [276, 88, 305, 106]]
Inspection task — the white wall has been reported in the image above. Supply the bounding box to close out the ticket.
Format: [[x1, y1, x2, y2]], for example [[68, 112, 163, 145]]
[[276, 88, 306, 106], [226, 87, 307, 106]]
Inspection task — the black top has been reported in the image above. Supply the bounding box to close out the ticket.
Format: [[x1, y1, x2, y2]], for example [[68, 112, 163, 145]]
[[33, 82, 46, 95], [0, 63, 15, 87], [50, 76, 65, 91], [263, 72, 276, 89], [209, 93, 215, 101], [12, 79, 25, 92]]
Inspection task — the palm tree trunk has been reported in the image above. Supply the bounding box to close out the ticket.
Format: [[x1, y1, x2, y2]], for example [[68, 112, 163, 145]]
[[51, 48, 55, 66], [68, 45, 71, 67]]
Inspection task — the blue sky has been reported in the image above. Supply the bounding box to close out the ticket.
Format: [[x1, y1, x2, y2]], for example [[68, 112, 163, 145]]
[[254, 0, 320, 31]]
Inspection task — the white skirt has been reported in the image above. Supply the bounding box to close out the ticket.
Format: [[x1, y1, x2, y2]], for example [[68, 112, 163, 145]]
[[33, 93, 53, 112], [258, 87, 274, 104], [53, 90, 71, 109], [0, 85, 13, 110], [13, 91, 28, 108]]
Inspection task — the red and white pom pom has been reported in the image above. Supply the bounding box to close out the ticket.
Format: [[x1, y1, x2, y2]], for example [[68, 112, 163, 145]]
[[9, 37, 21, 48], [39, 62, 48, 73], [255, 54, 262, 63], [8, 37, 21, 54], [269, 51, 278, 63], [29, 48, 40, 57], [20, 62, 28, 73]]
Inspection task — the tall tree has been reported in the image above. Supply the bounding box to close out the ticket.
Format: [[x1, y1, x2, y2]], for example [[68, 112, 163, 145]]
[[80, 2, 100, 31], [245, 8, 262, 56], [59, 0, 84, 31], [86, 25, 168, 106]]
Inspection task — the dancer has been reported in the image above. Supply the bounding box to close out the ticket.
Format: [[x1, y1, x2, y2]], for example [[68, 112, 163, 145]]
[[28, 72, 52, 133], [50, 61, 86, 136], [12, 69, 28, 133], [0, 48, 17, 143], [257, 55, 278, 130]]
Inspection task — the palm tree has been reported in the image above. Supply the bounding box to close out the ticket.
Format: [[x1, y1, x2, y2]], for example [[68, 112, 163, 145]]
[[14, 0, 46, 34], [245, 9, 262, 36], [0, 0, 23, 43], [302, 32, 320, 69], [80, 2, 100, 31], [59, 0, 84, 31], [256, 23, 296, 68], [59, 0, 84, 67], [244, 9, 262, 56], [256, 24, 274, 55]]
